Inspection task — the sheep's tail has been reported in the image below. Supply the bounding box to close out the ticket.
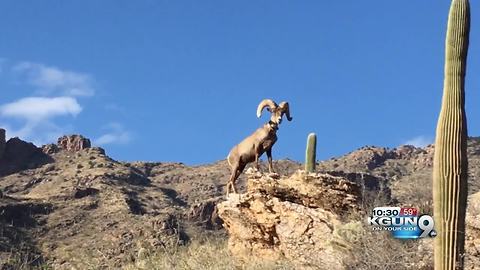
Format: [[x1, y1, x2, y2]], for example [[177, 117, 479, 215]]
[[227, 153, 232, 167]]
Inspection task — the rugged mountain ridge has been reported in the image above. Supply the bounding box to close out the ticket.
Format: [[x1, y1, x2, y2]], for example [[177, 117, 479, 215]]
[[0, 130, 302, 269], [1, 128, 480, 269]]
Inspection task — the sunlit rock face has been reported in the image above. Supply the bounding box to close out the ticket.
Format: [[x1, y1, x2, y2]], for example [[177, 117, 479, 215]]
[[218, 171, 362, 269], [57, 134, 91, 152]]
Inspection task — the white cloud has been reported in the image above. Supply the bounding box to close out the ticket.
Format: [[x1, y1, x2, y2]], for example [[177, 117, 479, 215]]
[[94, 123, 131, 146], [2, 61, 92, 144], [0, 96, 81, 145], [13, 62, 95, 96], [403, 136, 433, 148], [0, 60, 119, 146], [0, 97, 82, 145], [0, 96, 82, 122]]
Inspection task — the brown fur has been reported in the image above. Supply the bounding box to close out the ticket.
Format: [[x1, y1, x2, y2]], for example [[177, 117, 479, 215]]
[[226, 99, 292, 196]]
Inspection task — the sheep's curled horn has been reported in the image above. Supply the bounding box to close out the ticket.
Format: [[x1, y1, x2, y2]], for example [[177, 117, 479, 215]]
[[256, 99, 277, 117], [278, 101, 292, 121], [256, 99, 293, 121]]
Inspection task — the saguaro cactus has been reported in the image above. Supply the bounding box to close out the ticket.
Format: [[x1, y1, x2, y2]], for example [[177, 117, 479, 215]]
[[433, 0, 470, 269], [305, 133, 317, 172]]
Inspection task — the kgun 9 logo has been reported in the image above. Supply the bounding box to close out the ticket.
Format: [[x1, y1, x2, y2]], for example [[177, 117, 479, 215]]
[[367, 207, 437, 239]]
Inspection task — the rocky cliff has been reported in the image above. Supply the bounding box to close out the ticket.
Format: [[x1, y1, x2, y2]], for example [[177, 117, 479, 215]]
[[218, 171, 362, 269], [57, 134, 91, 152]]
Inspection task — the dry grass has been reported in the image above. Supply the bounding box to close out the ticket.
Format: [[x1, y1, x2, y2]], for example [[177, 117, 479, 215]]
[[124, 225, 434, 270], [342, 224, 433, 270], [0, 213, 437, 270], [124, 235, 294, 270], [0, 249, 49, 270]]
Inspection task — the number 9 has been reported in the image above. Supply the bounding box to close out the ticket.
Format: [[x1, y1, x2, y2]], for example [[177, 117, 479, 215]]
[[418, 215, 435, 238]]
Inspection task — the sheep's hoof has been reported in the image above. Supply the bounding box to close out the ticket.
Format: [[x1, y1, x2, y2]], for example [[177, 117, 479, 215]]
[[226, 193, 242, 201]]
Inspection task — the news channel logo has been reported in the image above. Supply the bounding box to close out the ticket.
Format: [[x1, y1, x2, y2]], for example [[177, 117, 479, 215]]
[[367, 207, 437, 239]]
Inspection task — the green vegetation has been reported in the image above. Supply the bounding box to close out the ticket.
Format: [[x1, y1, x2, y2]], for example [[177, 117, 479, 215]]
[[432, 0, 470, 269], [305, 133, 317, 173]]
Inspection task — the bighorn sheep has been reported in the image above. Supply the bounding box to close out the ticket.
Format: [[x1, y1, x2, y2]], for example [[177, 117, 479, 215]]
[[226, 99, 292, 195]]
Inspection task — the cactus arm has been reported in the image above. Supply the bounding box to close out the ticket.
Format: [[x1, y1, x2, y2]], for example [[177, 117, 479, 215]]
[[305, 133, 317, 173]]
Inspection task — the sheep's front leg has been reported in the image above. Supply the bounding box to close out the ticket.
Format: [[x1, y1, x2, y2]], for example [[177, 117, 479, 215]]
[[266, 148, 274, 173], [255, 154, 260, 171], [254, 144, 261, 172]]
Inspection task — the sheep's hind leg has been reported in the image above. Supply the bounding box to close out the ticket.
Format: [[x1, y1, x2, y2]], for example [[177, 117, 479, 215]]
[[234, 163, 247, 193], [226, 167, 236, 196], [227, 165, 239, 196], [231, 181, 237, 194], [231, 167, 242, 194], [226, 182, 231, 197]]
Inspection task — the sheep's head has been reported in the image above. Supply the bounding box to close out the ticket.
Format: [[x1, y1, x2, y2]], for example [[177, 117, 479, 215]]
[[256, 99, 293, 125]]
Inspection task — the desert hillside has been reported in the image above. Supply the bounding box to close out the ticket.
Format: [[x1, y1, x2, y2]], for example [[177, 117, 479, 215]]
[[1, 129, 480, 269]]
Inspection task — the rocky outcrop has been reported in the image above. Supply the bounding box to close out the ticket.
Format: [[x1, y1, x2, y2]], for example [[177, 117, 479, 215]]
[[0, 128, 5, 159], [0, 137, 53, 176], [393, 145, 419, 159], [57, 135, 91, 152], [410, 144, 434, 170], [217, 171, 361, 269], [343, 146, 395, 170], [42, 143, 60, 155], [4, 138, 42, 164]]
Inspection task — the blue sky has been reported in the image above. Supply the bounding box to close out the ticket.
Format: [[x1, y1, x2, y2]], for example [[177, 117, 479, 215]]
[[0, 1, 478, 165]]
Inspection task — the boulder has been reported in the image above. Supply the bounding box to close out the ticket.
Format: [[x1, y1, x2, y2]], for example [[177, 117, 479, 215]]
[[217, 171, 361, 269]]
